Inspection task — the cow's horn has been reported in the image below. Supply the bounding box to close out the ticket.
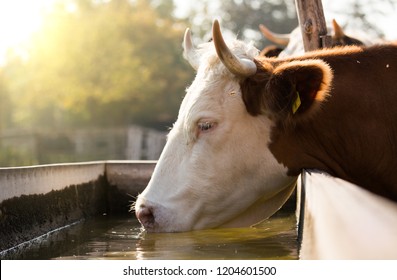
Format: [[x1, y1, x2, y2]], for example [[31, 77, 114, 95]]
[[259, 24, 290, 46], [332, 19, 345, 40], [212, 20, 257, 77], [183, 28, 199, 70]]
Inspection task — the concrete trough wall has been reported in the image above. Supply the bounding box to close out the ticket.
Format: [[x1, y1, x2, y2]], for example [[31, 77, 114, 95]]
[[0, 162, 105, 201], [297, 170, 397, 259], [0, 161, 155, 254]]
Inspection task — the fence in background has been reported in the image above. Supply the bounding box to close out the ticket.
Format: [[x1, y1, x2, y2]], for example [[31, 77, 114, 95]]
[[0, 126, 166, 167]]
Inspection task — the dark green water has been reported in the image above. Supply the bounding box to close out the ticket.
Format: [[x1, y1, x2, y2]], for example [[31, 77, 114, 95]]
[[2, 213, 298, 260]]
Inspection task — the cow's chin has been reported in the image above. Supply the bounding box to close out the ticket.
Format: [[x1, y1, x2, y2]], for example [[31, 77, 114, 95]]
[[217, 181, 297, 229]]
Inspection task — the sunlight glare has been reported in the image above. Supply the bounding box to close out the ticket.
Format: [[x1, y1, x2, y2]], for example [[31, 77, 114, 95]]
[[0, 0, 54, 60]]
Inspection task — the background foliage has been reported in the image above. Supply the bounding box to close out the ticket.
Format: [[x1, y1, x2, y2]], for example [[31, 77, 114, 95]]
[[1, 0, 194, 130]]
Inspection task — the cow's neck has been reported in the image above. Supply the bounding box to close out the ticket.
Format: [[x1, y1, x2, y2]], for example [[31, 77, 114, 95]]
[[270, 114, 397, 201], [269, 46, 397, 201]]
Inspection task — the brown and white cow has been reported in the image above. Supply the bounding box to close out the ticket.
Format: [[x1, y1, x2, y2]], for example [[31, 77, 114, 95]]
[[134, 20, 397, 232]]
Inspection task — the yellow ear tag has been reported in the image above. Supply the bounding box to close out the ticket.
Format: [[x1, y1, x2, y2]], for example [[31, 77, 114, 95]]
[[292, 91, 301, 114]]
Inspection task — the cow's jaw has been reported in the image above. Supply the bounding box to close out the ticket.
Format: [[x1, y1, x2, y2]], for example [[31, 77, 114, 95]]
[[218, 180, 297, 228]]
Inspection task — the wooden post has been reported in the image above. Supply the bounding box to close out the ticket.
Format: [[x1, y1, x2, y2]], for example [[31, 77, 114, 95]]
[[294, 0, 332, 51]]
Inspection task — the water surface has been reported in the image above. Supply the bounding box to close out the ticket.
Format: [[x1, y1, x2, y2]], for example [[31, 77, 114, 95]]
[[3, 213, 298, 260]]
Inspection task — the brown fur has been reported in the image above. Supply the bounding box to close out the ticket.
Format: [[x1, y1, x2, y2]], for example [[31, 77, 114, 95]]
[[260, 45, 284, 57], [242, 44, 397, 201]]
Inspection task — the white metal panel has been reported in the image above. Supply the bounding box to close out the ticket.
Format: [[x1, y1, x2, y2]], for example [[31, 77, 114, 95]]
[[299, 170, 397, 259]]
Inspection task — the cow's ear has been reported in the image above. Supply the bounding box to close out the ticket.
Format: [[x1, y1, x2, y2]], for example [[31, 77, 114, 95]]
[[265, 59, 333, 122]]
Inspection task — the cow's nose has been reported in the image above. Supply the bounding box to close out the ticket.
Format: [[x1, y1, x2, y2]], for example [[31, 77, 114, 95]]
[[136, 205, 155, 229]]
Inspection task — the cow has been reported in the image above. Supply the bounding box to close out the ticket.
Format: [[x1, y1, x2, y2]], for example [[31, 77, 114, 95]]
[[259, 19, 366, 57], [134, 20, 397, 233]]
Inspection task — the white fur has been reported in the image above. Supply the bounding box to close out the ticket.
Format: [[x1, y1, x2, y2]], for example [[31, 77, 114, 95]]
[[135, 39, 297, 232]]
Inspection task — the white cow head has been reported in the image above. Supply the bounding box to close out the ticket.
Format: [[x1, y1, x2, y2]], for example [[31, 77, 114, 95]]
[[134, 20, 297, 232]]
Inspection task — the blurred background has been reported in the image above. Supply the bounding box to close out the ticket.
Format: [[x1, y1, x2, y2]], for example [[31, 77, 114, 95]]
[[0, 0, 396, 167]]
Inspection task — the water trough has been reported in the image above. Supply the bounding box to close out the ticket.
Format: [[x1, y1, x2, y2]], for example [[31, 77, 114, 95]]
[[1, 161, 396, 259], [0, 161, 155, 255]]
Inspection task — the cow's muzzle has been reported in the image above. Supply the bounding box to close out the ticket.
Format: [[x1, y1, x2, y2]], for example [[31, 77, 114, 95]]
[[135, 204, 155, 230]]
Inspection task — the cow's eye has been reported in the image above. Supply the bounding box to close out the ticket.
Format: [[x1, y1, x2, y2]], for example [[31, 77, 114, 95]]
[[198, 121, 216, 132]]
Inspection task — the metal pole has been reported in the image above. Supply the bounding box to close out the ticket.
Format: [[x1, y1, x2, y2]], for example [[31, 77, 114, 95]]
[[294, 0, 332, 51]]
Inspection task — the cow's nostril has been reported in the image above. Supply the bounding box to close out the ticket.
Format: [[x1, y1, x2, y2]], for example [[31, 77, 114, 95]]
[[136, 205, 155, 229]]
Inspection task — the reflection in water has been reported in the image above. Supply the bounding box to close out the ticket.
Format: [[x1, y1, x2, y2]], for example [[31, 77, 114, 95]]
[[132, 215, 297, 260], [3, 214, 298, 260]]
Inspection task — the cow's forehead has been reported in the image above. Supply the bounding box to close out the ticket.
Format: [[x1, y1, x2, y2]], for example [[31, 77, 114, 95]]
[[172, 38, 260, 143], [194, 39, 259, 73], [174, 71, 241, 144], [184, 38, 259, 106]]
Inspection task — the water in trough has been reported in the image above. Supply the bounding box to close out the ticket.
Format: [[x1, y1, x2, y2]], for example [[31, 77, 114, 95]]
[[2, 213, 298, 260]]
